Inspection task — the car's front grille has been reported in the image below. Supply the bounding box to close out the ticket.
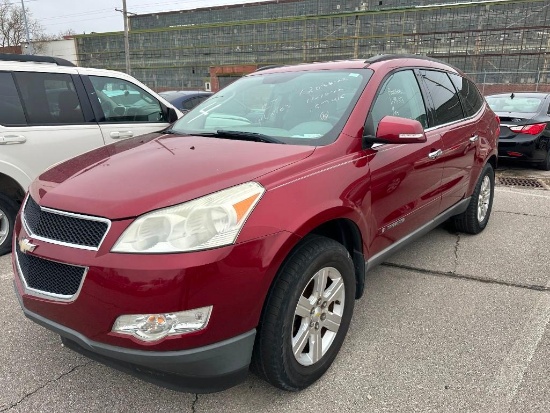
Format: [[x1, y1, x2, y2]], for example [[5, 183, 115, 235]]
[[16, 247, 87, 298], [23, 196, 109, 249]]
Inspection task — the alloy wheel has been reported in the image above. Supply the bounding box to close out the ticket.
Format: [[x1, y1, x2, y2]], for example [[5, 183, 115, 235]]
[[477, 175, 491, 223], [0, 209, 8, 246], [292, 266, 346, 366]]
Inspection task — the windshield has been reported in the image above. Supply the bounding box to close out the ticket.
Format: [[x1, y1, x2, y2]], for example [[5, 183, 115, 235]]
[[170, 69, 372, 146], [486, 95, 543, 113]]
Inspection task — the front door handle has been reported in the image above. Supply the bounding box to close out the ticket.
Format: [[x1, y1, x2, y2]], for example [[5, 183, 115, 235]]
[[0, 135, 27, 145], [428, 149, 443, 160], [110, 131, 134, 139], [469, 135, 479, 143]]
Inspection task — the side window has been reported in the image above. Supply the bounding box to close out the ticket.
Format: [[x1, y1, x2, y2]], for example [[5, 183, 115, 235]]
[[0, 72, 27, 126], [420, 70, 464, 126], [13, 72, 85, 125], [89, 76, 167, 123], [449, 73, 483, 117], [369, 70, 428, 133]]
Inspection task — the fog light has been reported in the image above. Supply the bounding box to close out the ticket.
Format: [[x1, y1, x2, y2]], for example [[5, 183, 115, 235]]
[[112, 306, 212, 342]]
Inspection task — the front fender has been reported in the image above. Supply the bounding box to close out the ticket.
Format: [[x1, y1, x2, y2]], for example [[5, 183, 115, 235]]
[[0, 161, 31, 195]]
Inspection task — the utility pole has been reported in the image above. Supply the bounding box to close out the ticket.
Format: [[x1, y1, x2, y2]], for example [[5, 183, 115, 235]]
[[20, 0, 33, 55], [123, 0, 130, 75], [116, 0, 132, 75]]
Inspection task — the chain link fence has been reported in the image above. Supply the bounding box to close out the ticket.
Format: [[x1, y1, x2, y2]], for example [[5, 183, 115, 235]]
[[465, 71, 550, 95]]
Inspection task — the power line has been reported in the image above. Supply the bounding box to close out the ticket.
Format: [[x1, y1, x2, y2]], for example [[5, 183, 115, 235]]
[[28, 0, 261, 33]]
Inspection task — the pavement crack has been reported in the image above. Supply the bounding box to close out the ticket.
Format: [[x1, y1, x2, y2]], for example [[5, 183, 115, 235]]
[[494, 210, 548, 219], [191, 394, 199, 413], [0, 362, 92, 412], [452, 233, 460, 274], [381, 262, 550, 292]]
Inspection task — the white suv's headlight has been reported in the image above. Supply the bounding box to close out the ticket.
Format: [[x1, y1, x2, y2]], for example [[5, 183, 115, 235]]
[[112, 182, 265, 253]]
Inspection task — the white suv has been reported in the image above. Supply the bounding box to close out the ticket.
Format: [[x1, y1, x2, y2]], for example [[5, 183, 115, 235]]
[[0, 54, 182, 254]]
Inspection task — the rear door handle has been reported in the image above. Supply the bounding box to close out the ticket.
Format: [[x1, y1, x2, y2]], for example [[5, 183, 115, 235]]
[[110, 131, 134, 139], [0, 135, 27, 145], [428, 149, 443, 160], [469, 135, 479, 143]]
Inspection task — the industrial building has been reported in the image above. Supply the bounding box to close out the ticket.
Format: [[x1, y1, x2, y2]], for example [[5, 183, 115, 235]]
[[75, 0, 550, 91]]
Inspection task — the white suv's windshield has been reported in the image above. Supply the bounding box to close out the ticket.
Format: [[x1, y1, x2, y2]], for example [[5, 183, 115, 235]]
[[171, 69, 372, 146]]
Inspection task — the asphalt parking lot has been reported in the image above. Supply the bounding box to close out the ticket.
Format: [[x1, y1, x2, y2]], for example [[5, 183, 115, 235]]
[[1, 165, 548, 413]]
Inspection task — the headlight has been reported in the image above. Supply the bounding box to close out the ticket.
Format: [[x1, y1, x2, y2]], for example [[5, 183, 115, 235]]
[[112, 306, 212, 342], [112, 182, 265, 253]]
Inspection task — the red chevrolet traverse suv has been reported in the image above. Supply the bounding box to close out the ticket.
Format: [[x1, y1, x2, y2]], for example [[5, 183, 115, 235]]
[[13, 55, 499, 393]]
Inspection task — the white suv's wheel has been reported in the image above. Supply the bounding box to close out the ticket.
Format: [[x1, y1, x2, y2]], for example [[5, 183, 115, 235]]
[[0, 194, 18, 255]]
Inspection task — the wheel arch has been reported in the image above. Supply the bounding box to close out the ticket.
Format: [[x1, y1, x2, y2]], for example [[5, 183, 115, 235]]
[[266, 215, 366, 303], [308, 218, 366, 299], [486, 154, 497, 172], [0, 171, 26, 204]]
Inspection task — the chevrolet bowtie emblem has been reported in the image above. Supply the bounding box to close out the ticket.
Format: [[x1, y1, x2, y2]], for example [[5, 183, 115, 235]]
[[19, 238, 36, 254]]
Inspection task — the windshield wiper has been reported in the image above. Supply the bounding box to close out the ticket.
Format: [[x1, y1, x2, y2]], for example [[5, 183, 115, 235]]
[[193, 130, 285, 144]]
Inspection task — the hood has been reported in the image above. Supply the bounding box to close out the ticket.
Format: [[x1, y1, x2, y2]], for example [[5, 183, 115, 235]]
[[32, 133, 314, 219]]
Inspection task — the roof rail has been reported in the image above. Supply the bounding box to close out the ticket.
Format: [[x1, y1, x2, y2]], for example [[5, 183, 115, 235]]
[[365, 54, 443, 65], [255, 64, 285, 72], [364, 54, 460, 71], [0, 53, 76, 67]]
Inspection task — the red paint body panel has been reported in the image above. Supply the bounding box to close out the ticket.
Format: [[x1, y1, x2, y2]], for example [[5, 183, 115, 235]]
[[33, 134, 315, 219]]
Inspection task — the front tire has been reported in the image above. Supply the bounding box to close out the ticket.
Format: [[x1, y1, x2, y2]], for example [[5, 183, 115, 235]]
[[252, 236, 355, 391], [452, 163, 494, 234], [0, 194, 18, 255]]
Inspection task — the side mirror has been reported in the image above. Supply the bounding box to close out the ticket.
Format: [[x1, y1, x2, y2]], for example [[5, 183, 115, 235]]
[[167, 107, 179, 123], [363, 116, 427, 146]]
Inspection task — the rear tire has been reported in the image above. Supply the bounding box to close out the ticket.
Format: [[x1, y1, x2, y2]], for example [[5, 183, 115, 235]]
[[452, 163, 494, 234], [539, 149, 550, 171], [0, 193, 18, 255], [252, 236, 355, 391]]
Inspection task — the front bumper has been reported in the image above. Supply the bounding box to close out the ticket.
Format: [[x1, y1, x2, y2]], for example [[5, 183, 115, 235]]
[[17, 291, 254, 393], [13, 209, 300, 391]]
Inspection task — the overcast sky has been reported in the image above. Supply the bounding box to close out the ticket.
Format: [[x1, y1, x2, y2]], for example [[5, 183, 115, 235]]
[[25, 0, 261, 35]]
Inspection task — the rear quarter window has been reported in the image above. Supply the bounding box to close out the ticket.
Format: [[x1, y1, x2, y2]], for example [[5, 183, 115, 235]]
[[449, 73, 483, 117], [420, 70, 464, 127]]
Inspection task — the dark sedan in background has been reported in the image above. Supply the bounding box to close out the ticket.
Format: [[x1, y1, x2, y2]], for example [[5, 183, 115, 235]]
[[486, 92, 550, 170], [159, 90, 213, 114]]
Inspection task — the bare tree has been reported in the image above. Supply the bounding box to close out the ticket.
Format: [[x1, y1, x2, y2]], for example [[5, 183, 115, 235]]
[[0, 0, 43, 50]]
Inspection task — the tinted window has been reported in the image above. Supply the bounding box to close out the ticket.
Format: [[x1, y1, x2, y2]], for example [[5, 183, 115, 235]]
[[0, 72, 26, 126], [449, 73, 483, 117], [369, 70, 428, 133], [181, 96, 198, 110], [89, 76, 167, 123], [420, 70, 463, 126], [13, 72, 85, 125]]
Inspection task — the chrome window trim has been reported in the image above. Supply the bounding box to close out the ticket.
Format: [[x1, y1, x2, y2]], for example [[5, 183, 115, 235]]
[[22, 195, 112, 251], [14, 248, 89, 303]]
